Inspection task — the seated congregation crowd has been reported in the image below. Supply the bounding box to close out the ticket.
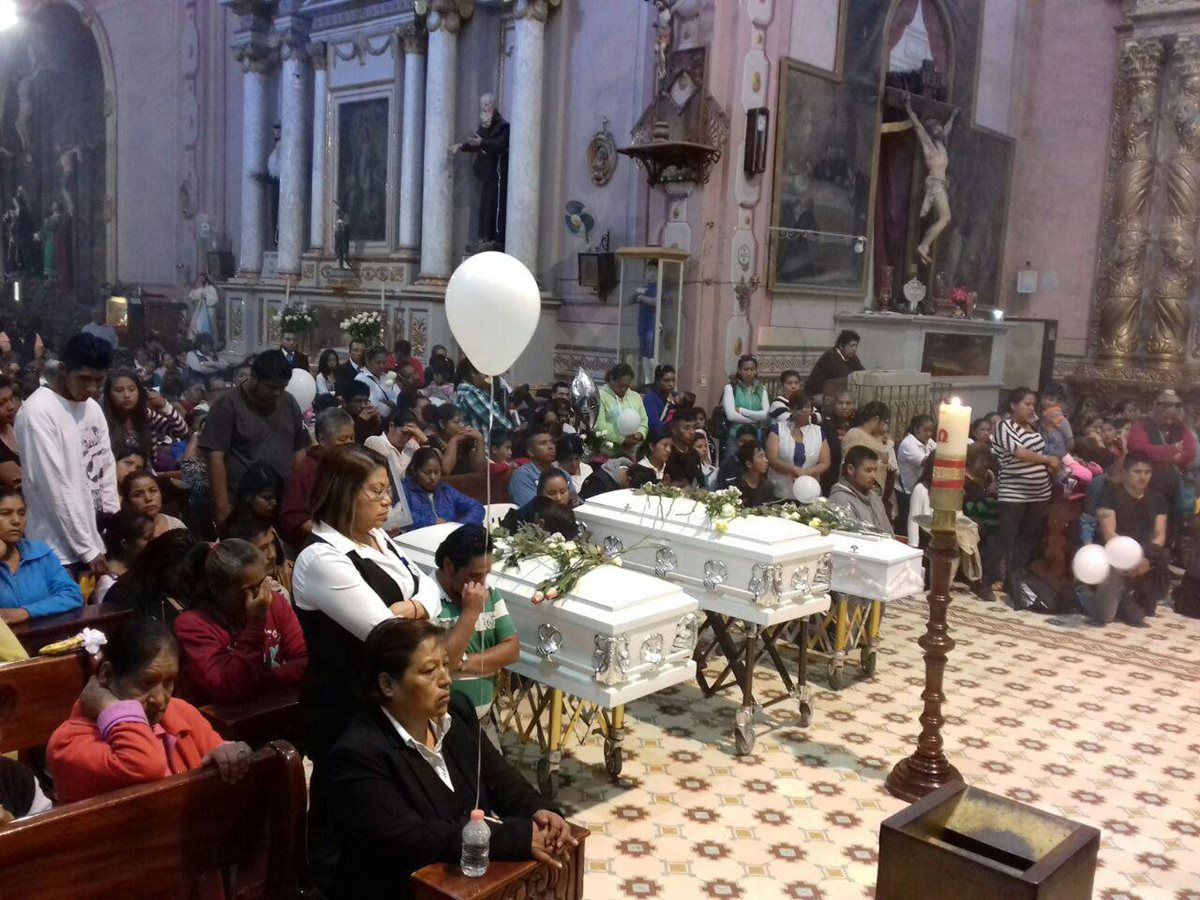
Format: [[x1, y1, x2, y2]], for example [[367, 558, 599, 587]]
[[0, 323, 1195, 892]]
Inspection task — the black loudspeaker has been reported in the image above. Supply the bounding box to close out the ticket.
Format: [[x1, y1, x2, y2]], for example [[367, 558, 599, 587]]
[[206, 251, 235, 280], [744, 107, 769, 176]]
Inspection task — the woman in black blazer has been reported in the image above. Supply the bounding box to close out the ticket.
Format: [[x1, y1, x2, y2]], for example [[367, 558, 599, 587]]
[[327, 618, 575, 900]]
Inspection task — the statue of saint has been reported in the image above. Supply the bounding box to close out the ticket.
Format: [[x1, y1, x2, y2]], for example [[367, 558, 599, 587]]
[[333, 204, 351, 270], [653, 0, 679, 91], [187, 275, 220, 341], [904, 97, 957, 266], [450, 93, 509, 251], [3, 187, 36, 274]]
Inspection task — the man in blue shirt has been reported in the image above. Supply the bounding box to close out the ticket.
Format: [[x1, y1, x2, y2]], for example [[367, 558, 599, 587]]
[[508, 426, 577, 508]]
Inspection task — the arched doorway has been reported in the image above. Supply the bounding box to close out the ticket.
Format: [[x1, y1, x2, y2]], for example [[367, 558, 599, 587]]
[[0, 0, 116, 343]]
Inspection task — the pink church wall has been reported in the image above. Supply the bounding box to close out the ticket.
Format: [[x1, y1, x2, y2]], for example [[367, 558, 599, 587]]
[[1000, 0, 1125, 360]]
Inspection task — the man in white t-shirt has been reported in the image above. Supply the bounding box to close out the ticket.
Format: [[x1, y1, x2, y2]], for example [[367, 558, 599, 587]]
[[15, 333, 118, 573]]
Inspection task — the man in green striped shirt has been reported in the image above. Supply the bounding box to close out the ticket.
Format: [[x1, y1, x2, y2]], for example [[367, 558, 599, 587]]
[[434, 525, 519, 716]]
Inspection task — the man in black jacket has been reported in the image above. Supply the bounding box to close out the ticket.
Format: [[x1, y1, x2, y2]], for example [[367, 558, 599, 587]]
[[334, 338, 368, 398]]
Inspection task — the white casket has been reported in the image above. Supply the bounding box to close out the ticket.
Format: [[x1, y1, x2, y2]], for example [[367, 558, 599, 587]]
[[828, 531, 924, 601], [395, 524, 699, 708], [575, 489, 833, 625]]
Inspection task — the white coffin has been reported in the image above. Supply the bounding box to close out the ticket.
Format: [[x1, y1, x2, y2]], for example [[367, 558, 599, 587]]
[[575, 490, 834, 625], [395, 524, 699, 708], [828, 531, 924, 601]]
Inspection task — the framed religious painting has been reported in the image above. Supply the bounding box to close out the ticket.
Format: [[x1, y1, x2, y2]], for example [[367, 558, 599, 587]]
[[333, 95, 391, 246], [768, 59, 881, 295]]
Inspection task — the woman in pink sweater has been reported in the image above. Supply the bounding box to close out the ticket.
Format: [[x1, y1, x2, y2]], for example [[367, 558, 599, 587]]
[[173, 539, 308, 706]]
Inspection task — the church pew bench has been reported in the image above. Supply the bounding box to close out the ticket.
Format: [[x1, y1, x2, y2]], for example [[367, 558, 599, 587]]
[[411, 824, 589, 900], [200, 684, 302, 748], [445, 467, 513, 505], [9, 604, 132, 655], [0, 651, 91, 755], [0, 740, 319, 899]]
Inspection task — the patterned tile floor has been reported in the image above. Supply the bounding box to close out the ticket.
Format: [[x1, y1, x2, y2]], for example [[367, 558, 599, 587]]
[[499, 591, 1200, 900]]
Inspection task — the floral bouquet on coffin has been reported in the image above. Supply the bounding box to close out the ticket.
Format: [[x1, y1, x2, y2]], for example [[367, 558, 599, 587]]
[[491, 524, 622, 604], [340, 310, 384, 346], [275, 303, 317, 334]]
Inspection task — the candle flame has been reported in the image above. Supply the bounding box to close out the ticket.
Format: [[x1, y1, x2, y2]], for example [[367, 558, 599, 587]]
[[949, 396, 962, 406]]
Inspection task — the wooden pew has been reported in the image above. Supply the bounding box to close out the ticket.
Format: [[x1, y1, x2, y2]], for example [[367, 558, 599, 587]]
[[9, 604, 132, 655], [412, 824, 589, 900], [0, 652, 91, 754], [0, 740, 319, 899], [200, 684, 302, 748], [445, 467, 513, 505]]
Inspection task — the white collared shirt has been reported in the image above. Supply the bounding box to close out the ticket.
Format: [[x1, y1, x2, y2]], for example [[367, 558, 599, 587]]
[[382, 706, 455, 791], [293, 521, 443, 640], [356, 370, 400, 416]]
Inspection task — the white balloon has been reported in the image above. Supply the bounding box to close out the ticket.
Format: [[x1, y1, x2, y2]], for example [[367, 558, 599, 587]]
[[1104, 535, 1144, 572], [616, 408, 643, 437], [792, 475, 822, 503], [1071, 544, 1110, 586], [445, 251, 540, 376], [286, 368, 316, 412]]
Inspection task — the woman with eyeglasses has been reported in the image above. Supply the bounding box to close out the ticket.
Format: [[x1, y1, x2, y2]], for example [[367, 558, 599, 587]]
[[293, 443, 444, 859]]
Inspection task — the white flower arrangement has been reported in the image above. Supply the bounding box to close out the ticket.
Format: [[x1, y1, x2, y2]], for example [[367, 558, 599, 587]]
[[340, 310, 384, 345], [274, 303, 317, 333]]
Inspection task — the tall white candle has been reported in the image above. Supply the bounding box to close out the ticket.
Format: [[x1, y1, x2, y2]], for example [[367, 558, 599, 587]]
[[932, 397, 971, 511]]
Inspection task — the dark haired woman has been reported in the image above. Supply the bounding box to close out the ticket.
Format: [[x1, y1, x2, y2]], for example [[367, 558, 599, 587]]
[[230, 510, 294, 598], [47, 618, 252, 804], [768, 369, 804, 421], [101, 529, 205, 623], [0, 374, 21, 488], [173, 539, 308, 706], [804, 328, 865, 402], [120, 469, 185, 538], [896, 414, 935, 534], [721, 354, 769, 453], [643, 364, 679, 427], [984, 387, 1060, 608], [765, 394, 829, 500], [315, 348, 340, 397], [101, 368, 188, 468], [233, 462, 285, 531], [596, 362, 647, 457], [403, 447, 485, 529], [94, 508, 157, 604], [327, 617, 573, 899], [293, 444, 443, 870], [0, 486, 84, 622], [501, 469, 579, 538]]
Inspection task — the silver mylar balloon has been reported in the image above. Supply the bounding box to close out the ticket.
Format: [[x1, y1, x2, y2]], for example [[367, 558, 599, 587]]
[[571, 367, 598, 431]]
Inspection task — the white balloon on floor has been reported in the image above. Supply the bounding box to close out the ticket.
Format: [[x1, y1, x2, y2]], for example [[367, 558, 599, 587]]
[[616, 408, 643, 437], [286, 368, 316, 411], [1104, 535, 1144, 572], [1071, 544, 1110, 585], [792, 475, 822, 503], [445, 251, 541, 376]]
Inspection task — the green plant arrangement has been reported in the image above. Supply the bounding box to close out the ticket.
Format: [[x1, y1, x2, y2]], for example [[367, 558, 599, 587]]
[[491, 525, 623, 604]]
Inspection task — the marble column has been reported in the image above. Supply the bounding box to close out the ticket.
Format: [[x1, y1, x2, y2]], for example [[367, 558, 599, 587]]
[[419, 0, 474, 279], [504, 0, 559, 274], [399, 25, 427, 251], [277, 25, 312, 277], [309, 42, 329, 250], [233, 40, 277, 275]]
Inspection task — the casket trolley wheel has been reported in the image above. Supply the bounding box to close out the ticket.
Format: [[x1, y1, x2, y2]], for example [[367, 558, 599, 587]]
[[604, 739, 623, 778], [860, 646, 877, 678]]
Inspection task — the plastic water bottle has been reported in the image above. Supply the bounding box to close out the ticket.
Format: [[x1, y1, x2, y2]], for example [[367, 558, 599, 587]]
[[461, 809, 490, 877]]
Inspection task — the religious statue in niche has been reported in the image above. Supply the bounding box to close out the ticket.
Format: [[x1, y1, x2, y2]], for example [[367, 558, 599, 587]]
[[333, 204, 351, 270], [904, 96, 956, 266], [652, 0, 681, 92], [450, 93, 509, 252], [34, 200, 72, 294], [2, 187, 36, 274]]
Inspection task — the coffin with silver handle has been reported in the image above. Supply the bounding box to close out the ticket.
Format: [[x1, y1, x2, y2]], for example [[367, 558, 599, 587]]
[[395, 523, 698, 707], [827, 531, 924, 601]]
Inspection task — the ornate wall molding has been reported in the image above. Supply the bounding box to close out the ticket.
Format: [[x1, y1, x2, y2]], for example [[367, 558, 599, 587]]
[[511, 0, 562, 23], [399, 22, 428, 55], [331, 32, 395, 64], [232, 37, 280, 74], [586, 117, 617, 187], [1093, 37, 1164, 362]]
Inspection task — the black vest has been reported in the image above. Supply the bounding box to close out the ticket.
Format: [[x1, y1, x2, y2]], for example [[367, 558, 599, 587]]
[[295, 533, 422, 761]]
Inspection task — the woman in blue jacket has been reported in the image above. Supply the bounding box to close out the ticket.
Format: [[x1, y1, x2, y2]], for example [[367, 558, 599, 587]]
[[0, 486, 84, 623], [403, 447, 485, 530]]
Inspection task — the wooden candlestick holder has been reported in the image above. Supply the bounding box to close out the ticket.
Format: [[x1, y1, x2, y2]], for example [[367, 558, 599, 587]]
[[886, 507, 962, 801]]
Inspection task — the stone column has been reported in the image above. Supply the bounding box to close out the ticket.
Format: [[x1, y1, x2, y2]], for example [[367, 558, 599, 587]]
[[418, 0, 474, 279], [277, 22, 312, 277], [1146, 36, 1200, 367], [504, 0, 559, 273], [399, 25, 427, 251], [232, 38, 278, 275], [309, 42, 329, 250], [1094, 38, 1164, 362]]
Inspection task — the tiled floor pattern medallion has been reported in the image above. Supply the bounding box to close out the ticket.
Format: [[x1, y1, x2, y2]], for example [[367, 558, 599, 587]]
[[499, 592, 1200, 899]]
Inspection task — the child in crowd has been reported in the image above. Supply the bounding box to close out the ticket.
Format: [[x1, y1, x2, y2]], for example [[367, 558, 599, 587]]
[[1039, 382, 1073, 461], [95, 509, 157, 603], [114, 447, 146, 485], [489, 433, 516, 477]]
